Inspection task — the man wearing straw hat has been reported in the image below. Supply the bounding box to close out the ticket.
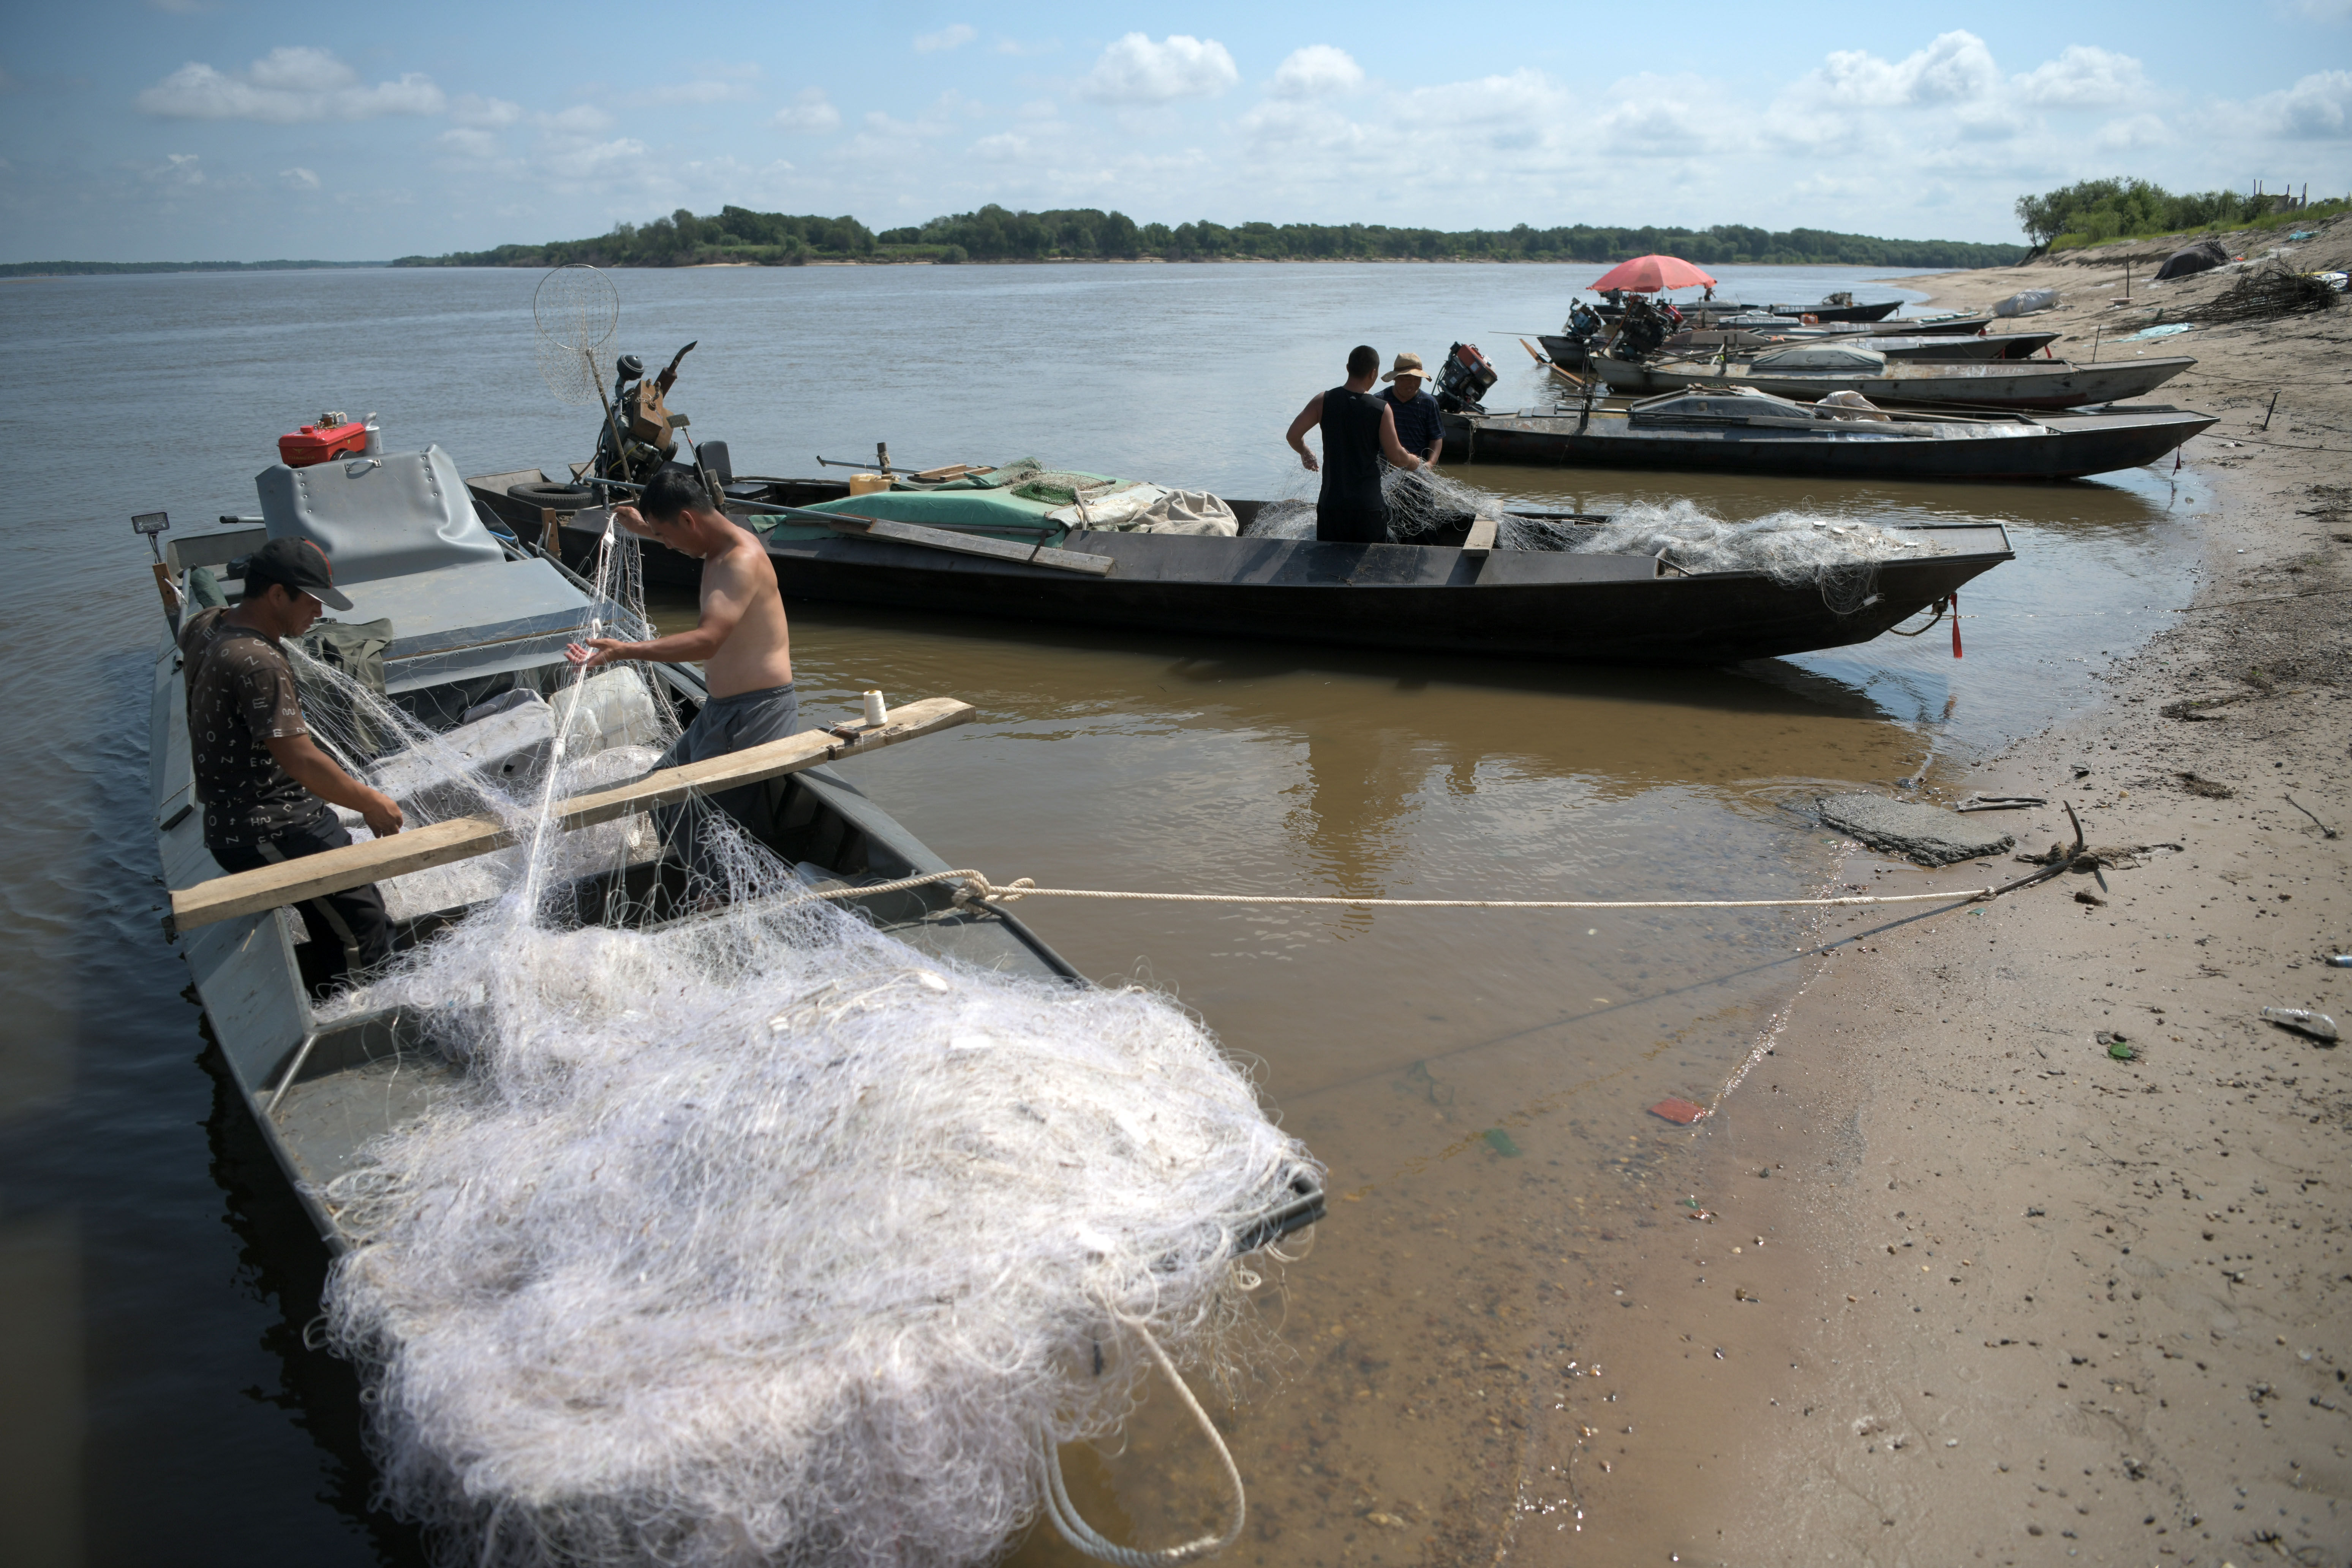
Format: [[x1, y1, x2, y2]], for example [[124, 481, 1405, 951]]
[[1284, 345, 1425, 544], [1380, 352, 1446, 470]]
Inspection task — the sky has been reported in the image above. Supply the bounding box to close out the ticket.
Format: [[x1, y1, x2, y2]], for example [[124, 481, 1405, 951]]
[[2, 0, 2347, 261]]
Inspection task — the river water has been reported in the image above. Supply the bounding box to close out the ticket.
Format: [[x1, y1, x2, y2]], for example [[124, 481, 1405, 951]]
[[0, 262, 2208, 1564]]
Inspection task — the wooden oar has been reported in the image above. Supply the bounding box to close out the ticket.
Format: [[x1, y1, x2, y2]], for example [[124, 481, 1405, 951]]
[[1519, 337, 1585, 388], [167, 697, 976, 935]]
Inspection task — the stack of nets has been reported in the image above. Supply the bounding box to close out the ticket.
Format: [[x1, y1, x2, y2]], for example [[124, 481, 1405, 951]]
[[2191, 262, 2341, 326], [283, 521, 1314, 1567]]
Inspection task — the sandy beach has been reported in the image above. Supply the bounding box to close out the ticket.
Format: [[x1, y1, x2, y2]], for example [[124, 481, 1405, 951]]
[[1522, 223, 2352, 1566]]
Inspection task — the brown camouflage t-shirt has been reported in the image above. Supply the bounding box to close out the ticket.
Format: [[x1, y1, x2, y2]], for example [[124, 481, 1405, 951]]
[[179, 607, 324, 846]]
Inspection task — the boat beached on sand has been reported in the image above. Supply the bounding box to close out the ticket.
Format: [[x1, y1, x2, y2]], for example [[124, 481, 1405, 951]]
[[1588, 342, 2196, 410], [147, 422, 1323, 1564], [1438, 390, 2216, 479]]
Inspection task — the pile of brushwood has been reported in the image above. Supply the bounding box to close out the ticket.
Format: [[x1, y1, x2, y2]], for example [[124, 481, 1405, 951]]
[[2193, 263, 2341, 326]]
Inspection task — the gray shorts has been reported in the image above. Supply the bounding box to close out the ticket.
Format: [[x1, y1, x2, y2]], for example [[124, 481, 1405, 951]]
[[657, 681, 801, 772], [655, 682, 800, 874]]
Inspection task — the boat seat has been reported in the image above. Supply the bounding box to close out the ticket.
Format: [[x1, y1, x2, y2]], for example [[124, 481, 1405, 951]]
[[258, 444, 506, 586]]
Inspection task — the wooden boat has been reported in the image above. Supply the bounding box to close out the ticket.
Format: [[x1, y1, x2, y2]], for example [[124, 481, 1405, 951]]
[[154, 443, 1325, 1255], [1771, 298, 1903, 322], [473, 471, 2015, 667], [1659, 330, 2059, 362], [1599, 296, 1907, 324], [1439, 393, 2216, 479], [1589, 350, 2195, 411]]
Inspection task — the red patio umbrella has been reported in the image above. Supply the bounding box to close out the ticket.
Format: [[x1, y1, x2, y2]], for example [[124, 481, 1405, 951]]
[[1587, 254, 1717, 293]]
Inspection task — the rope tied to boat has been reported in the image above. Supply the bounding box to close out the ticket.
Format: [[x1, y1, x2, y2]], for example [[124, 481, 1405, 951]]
[[1039, 1310, 1247, 1567], [783, 868, 2017, 912]]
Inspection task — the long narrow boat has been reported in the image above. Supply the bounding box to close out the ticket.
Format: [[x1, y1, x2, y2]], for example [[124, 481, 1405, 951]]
[[1590, 351, 2195, 410], [1439, 392, 2214, 479], [474, 471, 2014, 667], [156, 442, 1324, 1255]]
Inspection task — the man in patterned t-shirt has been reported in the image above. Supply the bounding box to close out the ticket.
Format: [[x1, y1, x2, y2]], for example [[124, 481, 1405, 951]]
[[180, 537, 404, 988]]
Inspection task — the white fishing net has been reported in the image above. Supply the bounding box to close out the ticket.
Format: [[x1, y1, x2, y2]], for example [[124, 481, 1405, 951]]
[[1563, 498, 1952, 614], [280, 525, 1313, 1567], [1241, 472, 1949, 612]]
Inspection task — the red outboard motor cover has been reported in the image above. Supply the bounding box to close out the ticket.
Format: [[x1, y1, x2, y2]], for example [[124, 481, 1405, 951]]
[[278, 419, 367, 468]]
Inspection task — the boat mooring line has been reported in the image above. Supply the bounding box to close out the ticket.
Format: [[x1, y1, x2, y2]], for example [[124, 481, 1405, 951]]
[[798, 868, 2009, 913]]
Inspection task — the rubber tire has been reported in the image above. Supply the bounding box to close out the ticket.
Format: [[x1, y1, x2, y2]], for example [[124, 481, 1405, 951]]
[[508, 481, 595, 510]]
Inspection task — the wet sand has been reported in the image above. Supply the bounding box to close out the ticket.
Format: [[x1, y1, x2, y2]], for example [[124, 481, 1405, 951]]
[[1576, 223, 2352, 1565]]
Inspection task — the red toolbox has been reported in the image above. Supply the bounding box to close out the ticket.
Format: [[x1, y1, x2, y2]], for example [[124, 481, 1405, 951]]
[[278, 415, 367, 468]]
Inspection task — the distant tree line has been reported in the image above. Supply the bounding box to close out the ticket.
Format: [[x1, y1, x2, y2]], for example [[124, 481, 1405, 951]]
[[0, 259, 383, 277], [2014, 177, 2344, 250], [392, 203, 2024, 269], [393, 207, 877, 267]]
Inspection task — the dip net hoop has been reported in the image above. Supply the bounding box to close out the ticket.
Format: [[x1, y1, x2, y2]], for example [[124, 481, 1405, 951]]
[[533, 263, 619, 406]]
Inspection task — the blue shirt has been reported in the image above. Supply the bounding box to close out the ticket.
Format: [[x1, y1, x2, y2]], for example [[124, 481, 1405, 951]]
[[1385, 386, 1445, 461]]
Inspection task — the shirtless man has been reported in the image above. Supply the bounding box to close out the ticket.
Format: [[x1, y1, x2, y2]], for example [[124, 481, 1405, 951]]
[[566, 467, 797, 865]]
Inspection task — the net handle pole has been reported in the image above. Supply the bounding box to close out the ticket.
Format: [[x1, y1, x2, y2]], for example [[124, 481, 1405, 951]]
[[586, 347, 633, 501]]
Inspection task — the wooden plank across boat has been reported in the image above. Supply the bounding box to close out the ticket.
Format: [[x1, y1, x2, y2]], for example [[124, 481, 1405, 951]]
[[476, 474, 2016, 667]]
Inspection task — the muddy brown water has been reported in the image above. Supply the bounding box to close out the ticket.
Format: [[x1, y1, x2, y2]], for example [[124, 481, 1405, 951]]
[[0, 264, 2206, 1562]]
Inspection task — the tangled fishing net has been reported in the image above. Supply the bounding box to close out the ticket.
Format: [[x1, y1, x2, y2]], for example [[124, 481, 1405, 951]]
[[1564, 499, 1951, 614], [1242, 471, 1946, 609], [2191, 261, 2341, 326], [286, 526, 1314, 1567]]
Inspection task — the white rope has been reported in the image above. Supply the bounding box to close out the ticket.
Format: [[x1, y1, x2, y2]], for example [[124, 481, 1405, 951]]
[[1040, 1315, 1246, 1567], [789, 868, 1998, 913]]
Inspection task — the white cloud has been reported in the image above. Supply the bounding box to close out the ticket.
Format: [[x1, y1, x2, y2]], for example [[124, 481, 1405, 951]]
[[1080, 34, 1238, 104], [541, 137, 653, 183], [1269, 45, 1364, 100], [2011, 46, 2147, 107], [279, 165, 320, 189], [2094, 112, 2173, 150], [539, 104, 615, 138], [437, 127, 501, 160], [2249, 68, 2352, 138], [914, 24, 975, 54], [450, 93, 521, 128], [133, 152, 205, 187], [644, 77, 757, 106], [136, 47, 444, 123], [1805, 31, 1998, 108], [772, 87, 840, 132]]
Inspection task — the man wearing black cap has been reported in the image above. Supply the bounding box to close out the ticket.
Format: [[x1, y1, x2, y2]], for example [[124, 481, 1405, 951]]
[[179, 537, 402, 988]]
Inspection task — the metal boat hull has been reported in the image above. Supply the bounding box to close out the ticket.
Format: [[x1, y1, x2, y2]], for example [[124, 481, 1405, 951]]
[[1441, 406, 2214, 480], [539, 499, 2014, 667], [1591, 355, 2195, 410]]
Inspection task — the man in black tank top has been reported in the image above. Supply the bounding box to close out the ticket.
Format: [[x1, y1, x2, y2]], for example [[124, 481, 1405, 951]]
[[1285, 345, 1426, 543]]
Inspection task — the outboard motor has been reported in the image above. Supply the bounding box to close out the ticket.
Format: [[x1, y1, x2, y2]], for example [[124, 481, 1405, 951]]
[[592, 341, 700, 500], [1435, 341, 1499, 415], [1612, 297, 1669, 360]]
